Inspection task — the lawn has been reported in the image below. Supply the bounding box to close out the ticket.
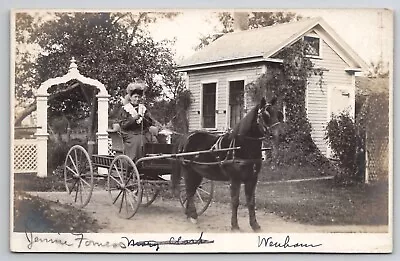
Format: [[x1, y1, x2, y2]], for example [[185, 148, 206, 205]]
[[13, 191, 102, 233], [13, 163, 388, 228], [213, 179, 389, 226]]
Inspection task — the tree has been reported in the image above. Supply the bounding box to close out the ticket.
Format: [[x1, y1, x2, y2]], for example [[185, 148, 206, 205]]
[[14, 13, 43, 123], [150, 56, 193, 133], [366, 60, 389, 78], [14, 11, 181, 127], [196, 11, 301, 50]]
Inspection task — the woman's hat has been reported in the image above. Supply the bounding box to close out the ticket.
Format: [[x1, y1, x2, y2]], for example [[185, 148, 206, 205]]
[[126, 81, 146, 95]]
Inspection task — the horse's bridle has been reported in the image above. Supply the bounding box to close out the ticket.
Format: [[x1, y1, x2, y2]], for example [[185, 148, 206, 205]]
[[256, 103, 282, 139]]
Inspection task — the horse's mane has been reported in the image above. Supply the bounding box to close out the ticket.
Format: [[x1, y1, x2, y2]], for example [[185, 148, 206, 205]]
[[229, 105, 259, 139]]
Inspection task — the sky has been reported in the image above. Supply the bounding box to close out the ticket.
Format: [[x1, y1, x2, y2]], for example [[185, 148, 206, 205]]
[[146, 9, 393, 69]]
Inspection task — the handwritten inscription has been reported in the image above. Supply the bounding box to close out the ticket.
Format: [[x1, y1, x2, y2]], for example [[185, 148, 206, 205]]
[[122, 232, 215, 251], [258, 235, 322, 248], [25, 228, 213, 251]]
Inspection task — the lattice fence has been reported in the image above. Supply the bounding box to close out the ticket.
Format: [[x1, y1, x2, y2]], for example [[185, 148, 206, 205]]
[[366, 134, 389, 183], [360, 92, 389, 183], [14, 139, 38, 173]]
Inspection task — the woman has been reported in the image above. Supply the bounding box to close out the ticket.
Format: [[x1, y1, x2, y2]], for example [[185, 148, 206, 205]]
[[117, 81, 154, 161]]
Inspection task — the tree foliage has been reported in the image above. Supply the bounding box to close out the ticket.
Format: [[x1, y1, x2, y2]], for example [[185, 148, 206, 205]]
[[14, 12, 184, 134], [196, 11, 301, 50]]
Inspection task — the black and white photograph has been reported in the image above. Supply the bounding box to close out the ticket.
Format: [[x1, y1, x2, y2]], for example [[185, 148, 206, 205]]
[[10, 8, 393, 253]]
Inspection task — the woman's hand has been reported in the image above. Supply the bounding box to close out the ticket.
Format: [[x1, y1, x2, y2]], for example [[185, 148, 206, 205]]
[[132, 114, 141, 120]]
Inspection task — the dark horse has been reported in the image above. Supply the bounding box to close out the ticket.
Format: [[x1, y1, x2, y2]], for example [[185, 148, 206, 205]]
[[171, 96, 284, 231]]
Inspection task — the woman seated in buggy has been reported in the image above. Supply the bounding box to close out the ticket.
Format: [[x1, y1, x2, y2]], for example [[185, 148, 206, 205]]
[[112, 81, 159, 162]]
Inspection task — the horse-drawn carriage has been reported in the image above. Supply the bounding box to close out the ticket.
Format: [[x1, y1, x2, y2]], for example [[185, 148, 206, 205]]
[[63, 129, 229, 219], [63, 96, 284, 231]]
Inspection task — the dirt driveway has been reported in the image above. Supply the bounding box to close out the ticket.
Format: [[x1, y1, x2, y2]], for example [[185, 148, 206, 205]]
[[29, 191, 387, 234]]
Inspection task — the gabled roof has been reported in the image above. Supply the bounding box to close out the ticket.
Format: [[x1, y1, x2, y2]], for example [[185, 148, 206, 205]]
[[178, 17, 368, 71]]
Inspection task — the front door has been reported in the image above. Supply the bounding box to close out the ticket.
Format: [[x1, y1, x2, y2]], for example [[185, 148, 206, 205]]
[[229, 80, 244, 128]]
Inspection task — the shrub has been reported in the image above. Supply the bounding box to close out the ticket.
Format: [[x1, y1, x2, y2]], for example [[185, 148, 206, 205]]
[[47, 139, 88, 175], [325, 112, 362, 181]]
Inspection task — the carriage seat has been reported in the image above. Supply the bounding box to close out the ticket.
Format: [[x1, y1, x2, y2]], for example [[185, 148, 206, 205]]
[[107, 123, 163, 156]]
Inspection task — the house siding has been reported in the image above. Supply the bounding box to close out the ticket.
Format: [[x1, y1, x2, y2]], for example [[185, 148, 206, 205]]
[[185, 40, 355, 158], [187, 65, 264, 131], [307, 39, 353, 156]]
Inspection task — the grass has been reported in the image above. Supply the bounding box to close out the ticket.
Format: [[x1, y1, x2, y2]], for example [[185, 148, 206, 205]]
[[258, 162, 335, 182], [213, 179, 388, 226], [14, 162, 388, 228], [14, 172, 66, 192], [13, 191, 102, 233]]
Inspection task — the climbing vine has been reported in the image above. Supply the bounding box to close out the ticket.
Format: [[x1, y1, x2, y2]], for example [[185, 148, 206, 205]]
[[246, 40, 327, 166]]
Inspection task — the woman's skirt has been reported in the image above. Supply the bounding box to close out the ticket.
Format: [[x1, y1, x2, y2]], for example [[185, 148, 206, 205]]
[[122, 132, 146, 162]]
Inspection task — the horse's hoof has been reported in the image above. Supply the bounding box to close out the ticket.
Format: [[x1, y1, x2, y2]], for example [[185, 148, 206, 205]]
[[251, 224, 261, 232], [231, 226, 240, 232], [189, 217, 198, 224]]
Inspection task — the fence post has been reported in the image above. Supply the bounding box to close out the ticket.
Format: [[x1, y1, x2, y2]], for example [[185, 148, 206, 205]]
[[35, 94, 49, 178], [97, 93, 110, 175]]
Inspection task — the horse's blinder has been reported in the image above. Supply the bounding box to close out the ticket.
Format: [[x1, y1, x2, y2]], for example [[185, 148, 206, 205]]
[[256, 103, 282, 138]]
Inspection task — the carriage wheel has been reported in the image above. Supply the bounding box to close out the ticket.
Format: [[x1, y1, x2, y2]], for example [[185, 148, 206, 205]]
[[107, 155, 142, 219], [63, 145, 94, 208], [140, 181, 160, 207], [179, 179, 214, 216]]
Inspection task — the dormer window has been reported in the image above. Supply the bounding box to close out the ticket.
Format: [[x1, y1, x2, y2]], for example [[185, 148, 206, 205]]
[[304, 35, 321, 58]]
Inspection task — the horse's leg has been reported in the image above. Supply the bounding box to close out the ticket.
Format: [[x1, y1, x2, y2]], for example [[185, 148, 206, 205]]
[[184, 168, 202, 224], [230, 179, 241, 231], [244, 178, 261, 231]]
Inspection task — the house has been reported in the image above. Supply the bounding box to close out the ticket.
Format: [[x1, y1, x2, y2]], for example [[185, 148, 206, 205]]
[[177, 17, 368, 157]]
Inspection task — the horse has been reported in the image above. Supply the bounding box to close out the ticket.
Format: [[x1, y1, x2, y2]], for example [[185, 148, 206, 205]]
[[171, 96, 285, 231]]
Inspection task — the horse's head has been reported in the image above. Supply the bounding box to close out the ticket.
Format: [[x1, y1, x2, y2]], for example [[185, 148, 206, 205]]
[[256, 96, 285, 142], [230, 95, 285, 142]]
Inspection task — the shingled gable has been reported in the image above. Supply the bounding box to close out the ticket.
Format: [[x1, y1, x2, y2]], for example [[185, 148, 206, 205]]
[[177, 17, 368, 71]]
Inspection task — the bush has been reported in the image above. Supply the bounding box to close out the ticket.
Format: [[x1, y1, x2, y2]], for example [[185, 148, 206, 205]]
[[47, 139, 88, 175], [325, 112, 363, 182]]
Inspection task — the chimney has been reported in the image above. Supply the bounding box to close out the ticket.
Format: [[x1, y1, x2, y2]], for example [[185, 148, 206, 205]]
[[233, 12, 249, 31]]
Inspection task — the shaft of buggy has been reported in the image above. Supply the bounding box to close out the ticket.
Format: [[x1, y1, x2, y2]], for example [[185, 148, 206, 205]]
[[136, 147, 241, 164], [136, 147, 272, 164]]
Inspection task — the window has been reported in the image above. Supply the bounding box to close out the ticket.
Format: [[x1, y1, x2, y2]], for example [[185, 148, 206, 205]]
[[202, 83, 216, 128], [304, 36, 321, 57]]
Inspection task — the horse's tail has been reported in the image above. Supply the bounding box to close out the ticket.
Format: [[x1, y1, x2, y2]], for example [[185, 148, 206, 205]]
[[170, 133, 185, 196]]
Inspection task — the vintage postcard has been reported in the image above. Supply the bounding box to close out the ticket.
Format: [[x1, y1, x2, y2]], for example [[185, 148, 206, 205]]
[[10, 8, 393, 253]]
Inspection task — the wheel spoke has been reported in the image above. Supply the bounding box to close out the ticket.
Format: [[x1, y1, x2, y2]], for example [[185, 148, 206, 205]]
[[109, 174, 123, 187], [196, 190, 204, 204], [112, 190, 123, 205], [197, 187, 211, 195], [68, 154, 80, 176], [80, 177, 91, 188], [125, 190, 137, 209], [116, 159, 125, 184], [119, 191, 126, 213], [66, 165, 78, 176], [74, 149, 82, 175], [68, 178, 79, 194], [74, 181, 80, 202], [127, 189, 139, 202], [79, 180, 84, 204]]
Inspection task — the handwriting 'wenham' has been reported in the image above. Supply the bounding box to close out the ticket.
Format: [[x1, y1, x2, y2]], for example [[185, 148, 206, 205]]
[[258, 235, 322, 248]]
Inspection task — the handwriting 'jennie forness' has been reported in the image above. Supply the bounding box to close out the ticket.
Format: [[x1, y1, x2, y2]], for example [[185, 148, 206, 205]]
[[258, 236, 322, 249]]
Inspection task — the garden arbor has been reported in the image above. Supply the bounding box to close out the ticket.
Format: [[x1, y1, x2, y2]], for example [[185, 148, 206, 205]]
[[35, 58, 110, 177]]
